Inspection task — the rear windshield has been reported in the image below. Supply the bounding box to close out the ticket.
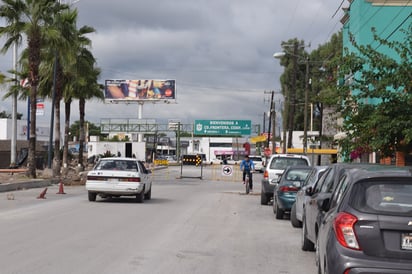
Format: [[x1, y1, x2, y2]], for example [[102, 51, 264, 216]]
[[249, 157, 262, 162], [351, 180, 412, 216], [270, 157, 309, 169], [284, 169, 312, 182], [95, 160, 139, 172]]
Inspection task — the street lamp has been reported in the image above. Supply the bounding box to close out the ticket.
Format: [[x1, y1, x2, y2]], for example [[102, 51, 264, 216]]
[[273, 51, 309, 154]]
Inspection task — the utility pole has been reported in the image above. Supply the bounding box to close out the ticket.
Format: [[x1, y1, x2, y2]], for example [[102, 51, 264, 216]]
[[287, 41, 298, 149], [303, 56, 309, 154], [271, 100, 276, 153], [267, 91, 274, 150]]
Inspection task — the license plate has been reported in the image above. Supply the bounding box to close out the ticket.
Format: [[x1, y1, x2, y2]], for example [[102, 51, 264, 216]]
[[401, 233, 412, 250]]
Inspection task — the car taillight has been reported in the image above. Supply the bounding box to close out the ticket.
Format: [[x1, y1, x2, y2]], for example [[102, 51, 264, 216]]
[[264, 170, 268, 179], [87, 176, 105, 181], [279, 186, 299, 192], [333, 212, 361, 250], [125, 177, 141, 182]]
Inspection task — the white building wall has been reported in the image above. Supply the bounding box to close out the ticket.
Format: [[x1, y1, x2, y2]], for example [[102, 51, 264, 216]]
[[87, 140, 146, 161], [0, 118, 50, 142], [185, 137, 248, 162]]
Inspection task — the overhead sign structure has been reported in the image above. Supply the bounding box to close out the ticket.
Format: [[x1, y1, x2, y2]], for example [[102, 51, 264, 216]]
[[105, 79, 176, 101], [194, 120, 251, 136]]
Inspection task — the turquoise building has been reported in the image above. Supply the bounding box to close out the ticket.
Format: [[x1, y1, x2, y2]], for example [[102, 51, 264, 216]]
[[338, 0, 412, 164], [341, 0, 411, 54]]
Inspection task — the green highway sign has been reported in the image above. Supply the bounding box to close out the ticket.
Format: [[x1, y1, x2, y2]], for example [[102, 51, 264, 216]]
[[194, 120, 251, 136]]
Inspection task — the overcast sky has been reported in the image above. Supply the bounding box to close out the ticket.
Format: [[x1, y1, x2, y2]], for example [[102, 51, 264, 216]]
[[0, 0, 345, 132]]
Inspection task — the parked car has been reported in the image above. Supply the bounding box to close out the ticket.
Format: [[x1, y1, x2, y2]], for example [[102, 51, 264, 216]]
[[316, 165, 412, 274], [261, 154, 310, 205], [85, 157, 152, 203], [301, 163, 359, 251], [272, 165, 314, 219], [249, 155, 264, 172], [291, 165, 327, 228]]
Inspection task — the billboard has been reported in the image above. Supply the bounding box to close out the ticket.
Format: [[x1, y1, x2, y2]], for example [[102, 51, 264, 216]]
[[105, 79, 176, 101]]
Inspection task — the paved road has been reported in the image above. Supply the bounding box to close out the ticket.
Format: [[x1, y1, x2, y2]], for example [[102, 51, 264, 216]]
[[0, 166, 317, 274]]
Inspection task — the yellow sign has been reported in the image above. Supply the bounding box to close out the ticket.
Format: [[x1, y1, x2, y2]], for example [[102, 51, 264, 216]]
[[154, 159, 169, 165], [250, 135, 267, 143], [286, 148, 338, 154]]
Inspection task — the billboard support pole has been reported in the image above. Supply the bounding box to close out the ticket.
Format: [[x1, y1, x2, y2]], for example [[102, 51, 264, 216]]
[[138, 102, 143, 142]]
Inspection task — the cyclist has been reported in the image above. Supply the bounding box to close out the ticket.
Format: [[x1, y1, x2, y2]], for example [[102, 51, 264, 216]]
[[240, 155, 255, 192]]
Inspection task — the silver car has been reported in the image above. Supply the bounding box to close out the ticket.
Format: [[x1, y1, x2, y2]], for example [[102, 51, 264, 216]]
[[261, 154, 310, 205], [85, 157, 152, 203], [291, 165, 327, 228]]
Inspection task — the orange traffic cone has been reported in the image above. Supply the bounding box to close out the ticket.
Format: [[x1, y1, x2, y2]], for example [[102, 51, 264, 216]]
[[56, 181, 66, 194], [37, 188, 47, 199]]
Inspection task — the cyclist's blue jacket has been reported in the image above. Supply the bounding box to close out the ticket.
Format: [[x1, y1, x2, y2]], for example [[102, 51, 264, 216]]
[[240, 159, 255, 172]]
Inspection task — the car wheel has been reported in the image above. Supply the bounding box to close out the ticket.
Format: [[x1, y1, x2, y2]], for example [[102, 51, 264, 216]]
[[136, 191, 144, 203], [274, 198, 284, 219], [88, 192, 97, 202], [260, 190, 269, 205], [316, 236, 323, 274], [301, 216, 315, 251], [144, 186, 152, 200], [290, 203, 302, 228]]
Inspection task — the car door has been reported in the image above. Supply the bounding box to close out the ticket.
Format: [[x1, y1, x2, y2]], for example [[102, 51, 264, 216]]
[[137, 161, 150, 193], [305, 166, 336, 243]]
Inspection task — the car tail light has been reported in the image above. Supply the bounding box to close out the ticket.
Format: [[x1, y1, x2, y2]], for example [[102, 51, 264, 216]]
[[279, 186, 299, 192], [125, 177, 140, 182], [333, 212, 361, 250], [264, 170, 268, 179], [87, 176, 105, 181]]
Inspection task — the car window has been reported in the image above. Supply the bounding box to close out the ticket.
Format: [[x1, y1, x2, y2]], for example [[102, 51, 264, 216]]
[[302, 169, 316, 187], [270, 157, 308, 169], [138, 161, 149, 174], [249, 157, 262, 162], [285, 169, 311, 182], [351, 181, 412, 216], [320, 168, 336, 193], [330, 175, 350, 208], [96, 160, 115, 170], [313, 168, 331, 193], [304, 169, 326, 188]]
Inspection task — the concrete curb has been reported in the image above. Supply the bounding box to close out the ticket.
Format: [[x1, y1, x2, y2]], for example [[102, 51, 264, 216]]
[[0, 179, 59, 193]]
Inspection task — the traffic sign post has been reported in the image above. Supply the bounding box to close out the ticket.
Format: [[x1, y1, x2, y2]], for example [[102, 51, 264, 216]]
[[179, 154, 203, 179], [222, 165, 233, 176]]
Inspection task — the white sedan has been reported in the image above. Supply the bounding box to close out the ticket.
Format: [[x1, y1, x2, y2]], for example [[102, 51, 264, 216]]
[[85, 157, 152, 203]]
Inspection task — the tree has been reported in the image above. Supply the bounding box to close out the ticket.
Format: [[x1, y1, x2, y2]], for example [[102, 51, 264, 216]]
[[277, 39, 309, 148], [0, 110, 23, 119], [336, 25, 412, 160], [308, 32, 343, 147], [38, 5, 77, 176], [0, 0, 66, 178]]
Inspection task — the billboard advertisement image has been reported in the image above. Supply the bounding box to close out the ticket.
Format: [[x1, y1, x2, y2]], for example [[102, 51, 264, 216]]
[[105, 79, 176, 101]]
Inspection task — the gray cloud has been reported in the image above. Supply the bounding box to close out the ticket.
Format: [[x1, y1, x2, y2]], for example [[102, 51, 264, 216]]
[[0, 0, 344, 131]]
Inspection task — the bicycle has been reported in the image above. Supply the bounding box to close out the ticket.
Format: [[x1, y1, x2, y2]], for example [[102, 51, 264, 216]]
[[245, 173, 250, 194]]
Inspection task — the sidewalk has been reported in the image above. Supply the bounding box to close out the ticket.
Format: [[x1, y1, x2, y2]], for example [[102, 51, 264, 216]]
[[0, 172, 60, 193]]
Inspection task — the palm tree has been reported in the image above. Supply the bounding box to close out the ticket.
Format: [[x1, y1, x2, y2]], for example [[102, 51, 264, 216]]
[[62, 25, 101, 173], [38, 6, 78, 176], [75, 50, 103, 168], [0, 0, 67, 178]]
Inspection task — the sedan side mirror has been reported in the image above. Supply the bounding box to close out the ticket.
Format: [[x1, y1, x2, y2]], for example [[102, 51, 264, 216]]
[[305, 186, 313, 196]]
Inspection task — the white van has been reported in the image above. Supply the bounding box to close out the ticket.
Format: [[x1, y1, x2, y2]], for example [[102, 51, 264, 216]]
[[249, 155, 264, 173]]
